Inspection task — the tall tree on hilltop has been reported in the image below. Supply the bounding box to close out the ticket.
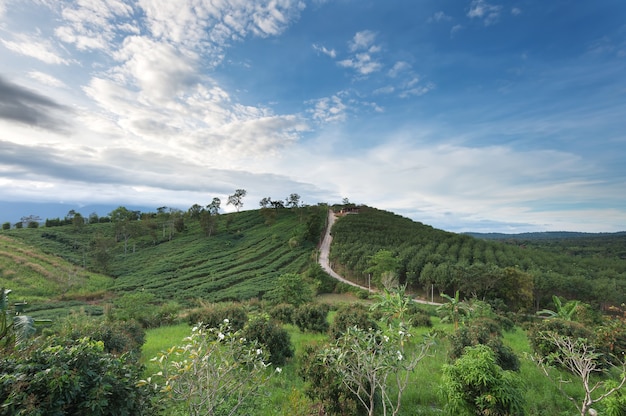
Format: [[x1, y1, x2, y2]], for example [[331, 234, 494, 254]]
[[227, 189, 247, 212]]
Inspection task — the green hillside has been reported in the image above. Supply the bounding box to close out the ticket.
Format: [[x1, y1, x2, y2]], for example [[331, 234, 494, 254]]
[[2, 205, 326, 307], [109, 208, 323, 303], [3, 203, 625, 313], [0, 234, 112, 317], [329, 206, 626, 310]]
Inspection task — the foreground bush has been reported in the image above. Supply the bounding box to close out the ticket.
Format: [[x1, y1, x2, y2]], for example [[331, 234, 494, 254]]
[[54, 314, 145, 358], [528, 318, 596, 363], [328, 303, 378, 339], [243, 314, 294, 366], [442, 344, 525, 416], [269, 303, 296, 324], [448, 317, 520, 371], [148, 320, 279, 416], [187, 302, 248, 331], [298, 342, 366, 416], [294, 303, 330, 333], [0, 337, 154, 416]]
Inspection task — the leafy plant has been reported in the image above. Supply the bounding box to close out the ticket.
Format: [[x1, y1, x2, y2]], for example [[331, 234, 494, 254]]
[[448, 317, 520, 371], [538, 295, 580, 321], [441, 344, 526, 416], [437, 290, 469, 329], [328, 303, 378, 340], [147, 320, 279, 416], [0, 288, 36, 351], [0, 336, 154, 415], [321, 324, 432, 416], [242, 314, 294, 366], [187, 302, 248, 331], [293, 303, 329, 333], [298, 342, 365, 415]]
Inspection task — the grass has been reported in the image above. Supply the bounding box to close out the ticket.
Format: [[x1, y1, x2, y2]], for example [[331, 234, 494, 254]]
[[141, 322, 192, 374], [142, 308, 603, 416], [0, 234, 113, 316]]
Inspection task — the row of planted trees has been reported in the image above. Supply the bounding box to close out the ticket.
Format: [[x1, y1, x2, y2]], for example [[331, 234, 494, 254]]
[[329, 206, 626, 311]]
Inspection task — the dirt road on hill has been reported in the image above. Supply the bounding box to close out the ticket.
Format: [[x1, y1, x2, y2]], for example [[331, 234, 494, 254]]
[[318, 210, 441, 306]]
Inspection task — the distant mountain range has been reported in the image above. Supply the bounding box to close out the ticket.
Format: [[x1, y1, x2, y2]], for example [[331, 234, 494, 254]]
[[466, 231, 626, 240]]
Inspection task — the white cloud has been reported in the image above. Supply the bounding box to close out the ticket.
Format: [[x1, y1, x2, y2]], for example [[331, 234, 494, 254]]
[[428, 11, 452, 23], [388, 61, 411, 77], [374, 86, 395, 95], [308, 95, 347, 123], [312, 43, 337, 58], [137, 0, 305, 55], [1, 33, 71, 65], [399, 82, 436, 98], [451, 24, 463, 37], [111, 36, 199, 102], [276, 132, 617, 232], [26, 71, 66, 88], [338, 53, 382, 75], [349, 30, 377, 52], [334, 30, 384, 76], [467, 0, 502, 26], [511, 7, 522, 16], [55, 0, 134, 51]]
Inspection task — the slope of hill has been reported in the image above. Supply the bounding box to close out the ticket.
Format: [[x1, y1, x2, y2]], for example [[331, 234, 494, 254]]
[[109, 208, 324, 303], [329, 206, 626, 309], [2, 206, 326, 306], [0, 234, 112, 317], [3, 203, 625, 313]]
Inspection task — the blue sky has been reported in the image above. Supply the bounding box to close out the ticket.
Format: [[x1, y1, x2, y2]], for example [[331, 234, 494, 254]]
[[0, 0, 624, 233]]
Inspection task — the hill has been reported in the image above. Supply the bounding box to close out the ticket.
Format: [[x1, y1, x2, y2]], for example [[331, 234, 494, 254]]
[[328, 206, 626, 310], [2, 205, 326, 308], [2, 203, 625, 314], [0, 234, 112, 318]]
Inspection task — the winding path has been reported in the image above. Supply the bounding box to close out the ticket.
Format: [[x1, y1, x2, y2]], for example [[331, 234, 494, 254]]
[[318, 210, 441, 306]]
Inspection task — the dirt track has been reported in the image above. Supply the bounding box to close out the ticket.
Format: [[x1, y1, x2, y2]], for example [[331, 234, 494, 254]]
[[318, 210, 441, 306]]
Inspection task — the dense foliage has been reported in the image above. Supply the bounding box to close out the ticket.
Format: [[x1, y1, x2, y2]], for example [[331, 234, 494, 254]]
[[0, 337, 153, 416], [441, 344, 526, 416], [329, 206, 626, 310]]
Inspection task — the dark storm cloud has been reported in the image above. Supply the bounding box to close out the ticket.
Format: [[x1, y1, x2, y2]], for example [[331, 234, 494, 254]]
[[0, 75, 70, 132]]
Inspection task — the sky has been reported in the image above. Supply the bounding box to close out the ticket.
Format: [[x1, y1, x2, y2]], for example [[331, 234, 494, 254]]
[[0, 0, 625, 233]]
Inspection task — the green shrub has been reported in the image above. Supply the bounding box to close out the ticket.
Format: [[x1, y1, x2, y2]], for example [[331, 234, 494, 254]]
[[242, 315, 293, 366], [0, 337, 154, 416], [55, 313, 145, 358], [441, 344, 525, 416], [112, 292, 180, 328], [328, 303, 378, 339], [149, 322, 277, 416], [307, 263, 337, 294], [264, 273, 314, 306], [448, 317, 520, 371], [528, 318, 595, 359], [406, 303, 433, 327], [596, 316, 626, 365], [187, 303, 248, 331], [297, 342, 366, 416], [269, 303, 296, 324], [294, 303, 329, 333]]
